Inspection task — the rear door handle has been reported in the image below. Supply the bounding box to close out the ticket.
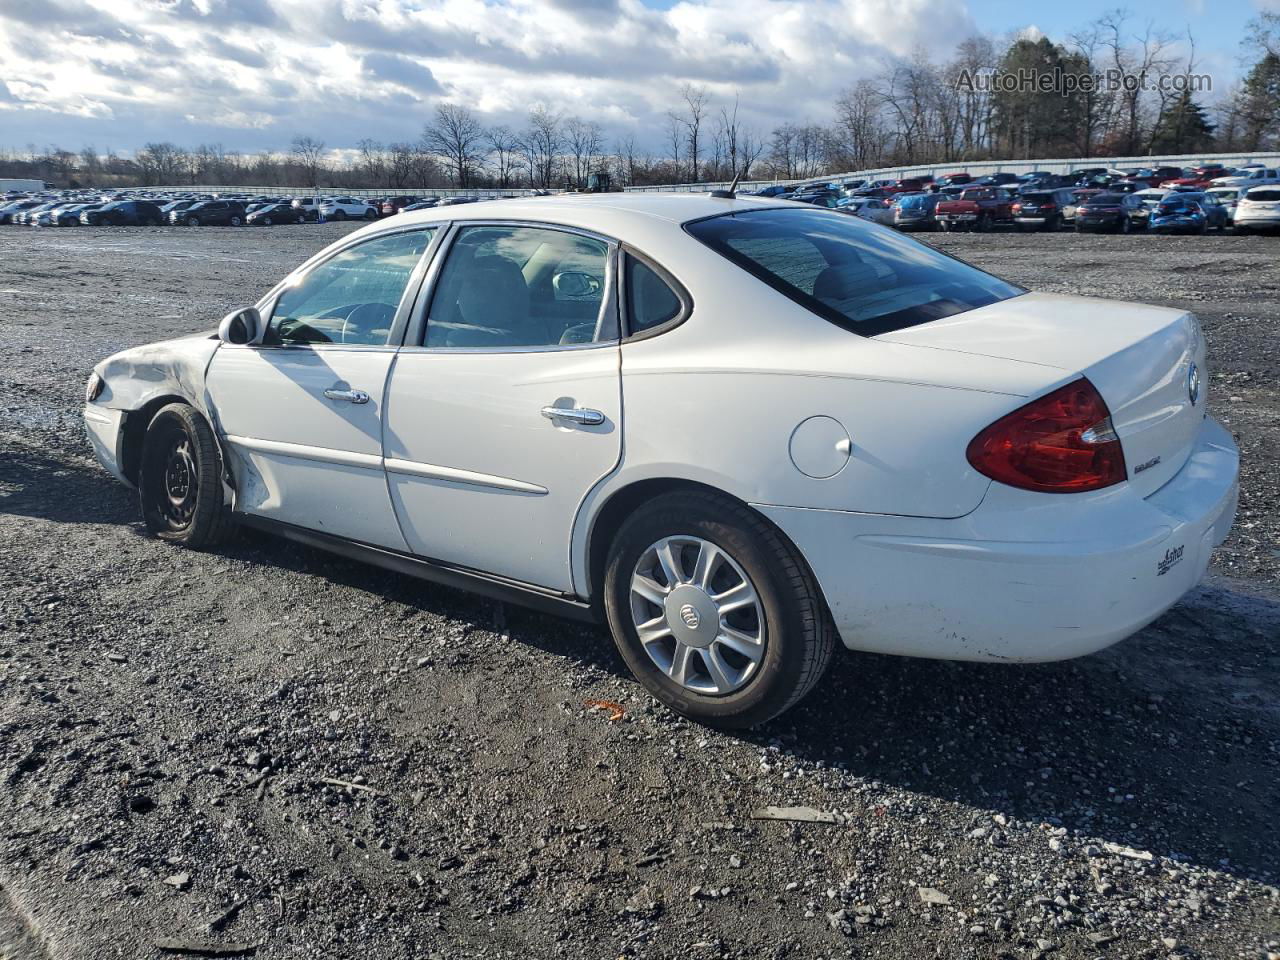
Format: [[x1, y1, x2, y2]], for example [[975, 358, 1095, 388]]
[[324, 388, 370, 404], [541, 405, 605, 425]]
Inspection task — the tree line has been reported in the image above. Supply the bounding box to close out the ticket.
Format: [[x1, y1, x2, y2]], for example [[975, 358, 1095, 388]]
[[3, 11, 1277, 191]]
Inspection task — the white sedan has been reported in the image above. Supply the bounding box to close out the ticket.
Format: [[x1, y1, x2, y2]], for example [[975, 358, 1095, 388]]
[[83, 193, 1239, 727]]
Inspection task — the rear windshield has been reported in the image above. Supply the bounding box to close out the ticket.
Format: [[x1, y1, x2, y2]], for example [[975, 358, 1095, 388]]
[[684, 207, 1023, 337], [1020, 192, 1052, 203], [1087, 194, 1125, 204], [1247, 189, 1280, 202]]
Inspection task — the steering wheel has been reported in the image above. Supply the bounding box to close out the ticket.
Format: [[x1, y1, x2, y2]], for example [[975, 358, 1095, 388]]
[[328, 302, 396, 343]]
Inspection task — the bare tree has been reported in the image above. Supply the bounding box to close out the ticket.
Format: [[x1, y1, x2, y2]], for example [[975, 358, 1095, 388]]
[[669, 83, 709, 181], [525, 107, 563, 188], [290, 135, 326, 186], [486, 124, 519, 187], [423, 103, 486, 187]]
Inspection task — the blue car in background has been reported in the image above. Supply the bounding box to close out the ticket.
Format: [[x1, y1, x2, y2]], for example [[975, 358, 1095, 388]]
[[1150, 193, 1228, 234]]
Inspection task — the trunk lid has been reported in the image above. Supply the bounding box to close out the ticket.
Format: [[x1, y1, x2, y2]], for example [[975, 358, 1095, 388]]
[[877, 292, 1206, 497]]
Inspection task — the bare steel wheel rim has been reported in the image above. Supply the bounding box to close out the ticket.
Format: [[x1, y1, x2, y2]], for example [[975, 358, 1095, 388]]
[[158, 433, 197, 529], [629, 535, 765, 696]]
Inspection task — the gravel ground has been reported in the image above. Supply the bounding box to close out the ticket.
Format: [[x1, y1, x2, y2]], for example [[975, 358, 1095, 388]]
[[1, 223, 1278, 960]]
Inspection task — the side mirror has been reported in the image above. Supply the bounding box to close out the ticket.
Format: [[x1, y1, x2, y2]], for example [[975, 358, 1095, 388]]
[[552, 271, 601, 301], [218, 306, 263, 345]]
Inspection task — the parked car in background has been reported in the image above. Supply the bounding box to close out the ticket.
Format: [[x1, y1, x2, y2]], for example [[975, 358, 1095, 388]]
[[172, 199, 247, 227], [935, 187, 1016, 231], [1204, 186, 1250, 222], [1149, 195, 1213, 234], [1061, 189, 1102, 226], [936, 172, 972, 187], [318, 197, 380, 221], [0, 199, 42, 223], [973, 173, 1021, 187], [791, 192, 842, 208], [246, 203, 306, 226], [1011, 189, 1074, 231], [1074, 193, 1136, 233], [1123, 166, 1185, 187], [1127, 188, 1171, 229], [1232, 185, 1280, 234], [1210, 166, 1280, 188], [399, 200, 440, 213], [290, 197, 322, 221], [82, 200, 165, 226], [843, 197, 895, 225], [750, 186, 791, 198], [55, 203, 102, 226], [892, 191, 940, 230]]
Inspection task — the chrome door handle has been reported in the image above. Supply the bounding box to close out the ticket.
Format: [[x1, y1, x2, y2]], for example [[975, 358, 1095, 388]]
[[323, 388, 370, 404], [541, 405, 605, 425]]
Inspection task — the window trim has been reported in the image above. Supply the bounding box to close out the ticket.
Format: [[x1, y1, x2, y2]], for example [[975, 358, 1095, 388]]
[[401, 219, 621, 355], [248, 222, 448, 352], [618, 245, 693, 342]]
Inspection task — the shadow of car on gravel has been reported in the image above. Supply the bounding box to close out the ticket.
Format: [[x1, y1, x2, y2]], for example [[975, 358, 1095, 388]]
[[8, 449, 1277, 884]]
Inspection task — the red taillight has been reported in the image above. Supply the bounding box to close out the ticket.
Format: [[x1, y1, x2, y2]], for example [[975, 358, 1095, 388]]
[[966, 378, 1126, 493], [1012, 203, 1022, 212], [1042, 202, 1057, 210]]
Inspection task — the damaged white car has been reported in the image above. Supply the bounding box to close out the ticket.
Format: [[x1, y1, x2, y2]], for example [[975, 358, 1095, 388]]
[[84, 193, 1239, 726]]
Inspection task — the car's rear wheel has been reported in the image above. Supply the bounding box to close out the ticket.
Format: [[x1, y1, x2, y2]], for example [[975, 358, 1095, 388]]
[[229, 216, 242, 226], [186, 216, 200, 226], [603, 490, 835, 728], [364, 208, 378, 220], [263, 216, 273, 226], [1121, 216, 1132, 234], [138, 403, 233, 547]]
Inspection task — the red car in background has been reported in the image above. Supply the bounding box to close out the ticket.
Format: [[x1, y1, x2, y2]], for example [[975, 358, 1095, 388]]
[[1124, 166, 1186, 187], [937, 172, 973, 187], [380, 195, 422, 217], [1167, 165, 1234, 189]]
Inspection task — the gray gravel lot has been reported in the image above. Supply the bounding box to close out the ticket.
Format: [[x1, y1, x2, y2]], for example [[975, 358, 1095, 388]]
[[1, 223, 1278, 960]]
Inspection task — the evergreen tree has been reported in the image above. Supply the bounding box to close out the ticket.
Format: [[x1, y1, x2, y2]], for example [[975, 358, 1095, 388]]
[[1150, 89, 1215, 153]]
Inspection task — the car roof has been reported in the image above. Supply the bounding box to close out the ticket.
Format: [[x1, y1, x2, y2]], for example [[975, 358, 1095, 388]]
[[391, 192, 787, 233]]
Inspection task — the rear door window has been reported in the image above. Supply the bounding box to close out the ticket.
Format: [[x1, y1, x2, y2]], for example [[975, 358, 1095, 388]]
[[685, 207, 1022, 337]]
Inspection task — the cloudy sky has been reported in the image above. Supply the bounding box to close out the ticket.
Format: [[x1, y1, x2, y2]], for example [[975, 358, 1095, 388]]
[[0, 0, 1270, 158]]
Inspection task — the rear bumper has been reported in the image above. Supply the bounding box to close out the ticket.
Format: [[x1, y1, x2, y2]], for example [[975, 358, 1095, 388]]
[[83, 404, 131, 487], [757, 416, 1239, 663]]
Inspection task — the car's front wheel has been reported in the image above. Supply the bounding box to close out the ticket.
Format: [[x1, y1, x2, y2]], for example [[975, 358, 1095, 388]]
[[603, 490, 835, 728], [138, 403, 233, 547], [186, 216, 200, 227]]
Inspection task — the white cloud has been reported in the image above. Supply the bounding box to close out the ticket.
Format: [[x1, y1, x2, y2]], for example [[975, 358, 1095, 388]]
[[0, 0, 979, 152]]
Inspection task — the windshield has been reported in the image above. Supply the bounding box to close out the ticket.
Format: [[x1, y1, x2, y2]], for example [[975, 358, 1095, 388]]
[[684, 207, 1023, 337], [1247, 189, 1280, 202]]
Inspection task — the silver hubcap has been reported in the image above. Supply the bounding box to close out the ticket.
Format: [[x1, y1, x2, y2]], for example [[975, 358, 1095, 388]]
[[629, 536, 765, 696]]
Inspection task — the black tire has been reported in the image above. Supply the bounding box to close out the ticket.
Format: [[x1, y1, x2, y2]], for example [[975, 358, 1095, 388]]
[[975, 214, 990, 232], [263, 217, 273, 226], [1075, 222, 1086, 233], [138, 403, 233, 548], [331, 209, 346, 221], [364, 208, 377, 220], [1197, 221, 1207, 235], [1121, 216, 1131, 234], [229, 216, 242, 226], [1045, 215, 1061, 232], [603, 490, 835, 728], [186, 216, 200, 227]]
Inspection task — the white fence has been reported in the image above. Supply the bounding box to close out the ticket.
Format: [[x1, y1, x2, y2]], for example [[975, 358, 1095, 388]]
[[623, 151, 1280, 193], [134, 150, 1280, 199]]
